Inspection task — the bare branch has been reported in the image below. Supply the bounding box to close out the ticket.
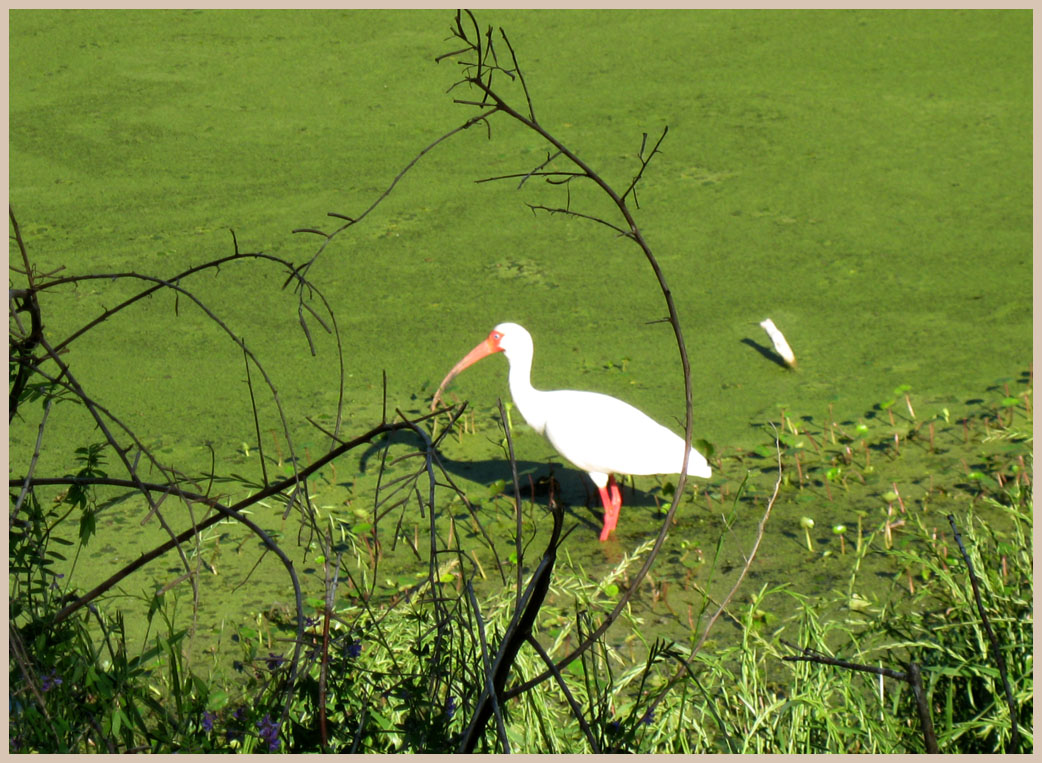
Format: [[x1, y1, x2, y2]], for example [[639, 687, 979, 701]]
[[525, 204, 631, 237], [290, 107, 498, 282], [497, 27, 536, 123], [436, 17, 731, 704], [621, 127, 668, 207]]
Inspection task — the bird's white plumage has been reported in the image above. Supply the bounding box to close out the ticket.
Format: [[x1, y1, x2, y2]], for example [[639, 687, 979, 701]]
[[493, 322, 711, 484]]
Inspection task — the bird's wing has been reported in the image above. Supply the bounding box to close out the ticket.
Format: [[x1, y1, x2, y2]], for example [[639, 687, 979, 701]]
[[541, 390, 710, 478]]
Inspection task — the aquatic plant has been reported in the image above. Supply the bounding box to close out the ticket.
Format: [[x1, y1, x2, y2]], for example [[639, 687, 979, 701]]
[[800, 516, 815, 552]]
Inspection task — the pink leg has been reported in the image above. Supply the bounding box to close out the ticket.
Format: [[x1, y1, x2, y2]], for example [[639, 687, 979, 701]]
[[597, 475, 623, 541]]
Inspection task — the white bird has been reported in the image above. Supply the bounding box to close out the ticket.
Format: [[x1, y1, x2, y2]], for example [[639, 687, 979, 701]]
[[432, 322, 711, 541]]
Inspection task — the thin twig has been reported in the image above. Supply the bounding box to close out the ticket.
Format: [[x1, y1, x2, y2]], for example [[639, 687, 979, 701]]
[[11, 397, 53, 524], [526, 633, 600, 753], [640, 427, 781, 723], [783, 647, 939, 753], [243, 343, 269, 487], [458, 497, 565, 752], [289, 107, 499, 282], [621, 127, 668, 206], [461, 582, 511, 753], [497, 399, 525, 607]]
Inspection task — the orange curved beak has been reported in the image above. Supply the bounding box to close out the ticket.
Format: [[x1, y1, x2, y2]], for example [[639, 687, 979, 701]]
[[431, 330, 504, 410]]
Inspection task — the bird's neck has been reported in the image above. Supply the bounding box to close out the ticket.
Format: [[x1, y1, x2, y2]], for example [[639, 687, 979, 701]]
[[506, 351, 547, 436]]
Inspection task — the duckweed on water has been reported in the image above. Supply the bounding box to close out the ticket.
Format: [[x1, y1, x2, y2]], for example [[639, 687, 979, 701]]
[[10, 9, 1030, 753]]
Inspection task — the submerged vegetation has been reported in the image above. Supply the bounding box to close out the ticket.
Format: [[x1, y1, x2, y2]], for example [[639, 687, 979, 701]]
[[10, 10, 1031, 754]]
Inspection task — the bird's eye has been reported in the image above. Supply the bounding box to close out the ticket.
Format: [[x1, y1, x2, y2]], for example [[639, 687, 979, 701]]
[[491, 332, 502, 342]]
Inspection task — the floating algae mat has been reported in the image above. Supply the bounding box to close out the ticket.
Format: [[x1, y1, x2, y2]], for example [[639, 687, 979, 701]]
[[10, 10, 1031, 674]]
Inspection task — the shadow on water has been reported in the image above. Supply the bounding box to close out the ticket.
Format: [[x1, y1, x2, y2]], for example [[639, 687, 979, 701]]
[[740, 337, 791, 370], [354, 429, 681, 537]]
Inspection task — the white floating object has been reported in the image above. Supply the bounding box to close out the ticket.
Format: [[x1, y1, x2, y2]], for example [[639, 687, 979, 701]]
[[759, 318, 797, 368]]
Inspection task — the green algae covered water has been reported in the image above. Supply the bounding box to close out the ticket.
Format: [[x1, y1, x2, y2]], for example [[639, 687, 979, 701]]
[[10, 10, 1032, 672]]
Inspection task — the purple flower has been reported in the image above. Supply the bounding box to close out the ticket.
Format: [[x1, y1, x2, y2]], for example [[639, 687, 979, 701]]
[[640, 709, 655, 726], [40, 670, 62, 692], [257, 714, 281, 752], [265, 652, 285, 672], [201, 711, 215, 733], [346, 640, 362, 659], [445, 696, 457, 720]]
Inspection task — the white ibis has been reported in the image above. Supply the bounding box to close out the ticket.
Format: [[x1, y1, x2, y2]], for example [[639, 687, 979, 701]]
[[432, 322, 711, 541]]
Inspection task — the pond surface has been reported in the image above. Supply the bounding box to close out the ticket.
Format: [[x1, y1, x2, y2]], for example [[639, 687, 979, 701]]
[[9, 9, 1032, 672]]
